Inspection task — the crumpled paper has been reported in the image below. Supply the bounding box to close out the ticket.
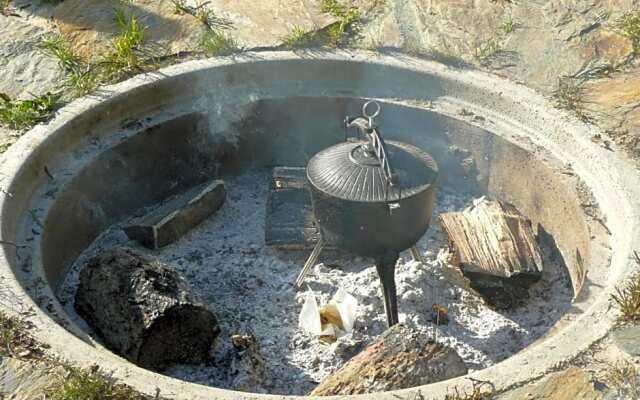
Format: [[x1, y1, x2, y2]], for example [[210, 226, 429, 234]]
[[298, 287, 358, 343]]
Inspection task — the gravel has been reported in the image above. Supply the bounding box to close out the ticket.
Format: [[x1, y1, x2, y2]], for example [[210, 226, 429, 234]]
[[58, 169, 573, 395]]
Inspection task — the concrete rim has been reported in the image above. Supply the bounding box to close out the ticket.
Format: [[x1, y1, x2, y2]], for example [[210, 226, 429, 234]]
[[0, 49, 638, 399]]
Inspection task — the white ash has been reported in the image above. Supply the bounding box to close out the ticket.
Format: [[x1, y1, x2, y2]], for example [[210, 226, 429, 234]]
[[58, 170, 573, 395]]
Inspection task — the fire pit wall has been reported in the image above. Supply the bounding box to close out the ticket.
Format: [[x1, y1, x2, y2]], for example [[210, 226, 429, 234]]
[[0, 52, 624, 400]]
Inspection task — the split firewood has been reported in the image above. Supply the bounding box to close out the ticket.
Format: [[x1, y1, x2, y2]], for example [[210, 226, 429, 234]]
[[439, 197, 543, 309], [74, 248, 219, 370], [310, 324, 467, 396]]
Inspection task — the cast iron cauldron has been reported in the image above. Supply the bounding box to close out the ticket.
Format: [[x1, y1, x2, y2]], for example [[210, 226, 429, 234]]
[[299, 101, 438, 326]]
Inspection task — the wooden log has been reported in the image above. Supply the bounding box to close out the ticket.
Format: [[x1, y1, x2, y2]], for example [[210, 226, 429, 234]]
[[124, 179, 226, 249], [74, 248, 220, 370], [439, 197, 543, 309], [264, 167, 322, 250], [310, 325, 467, 396]]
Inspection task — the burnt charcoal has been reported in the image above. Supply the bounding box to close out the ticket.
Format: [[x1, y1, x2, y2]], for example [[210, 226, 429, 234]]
[[228, 334, 266, 392], [74, 247, 219, 370]]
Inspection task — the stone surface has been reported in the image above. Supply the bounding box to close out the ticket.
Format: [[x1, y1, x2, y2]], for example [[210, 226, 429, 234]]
[[75, 247, 220, 370], [356, 0, 637, 92], [0, 357, 60, 400], [0, 15, 63, 99], [612, 325, 640, 357], [583, 68, 640, 157], [124, 179, 226, 249], [499, 367, 604, 400], [54, 0, 205, 60], [205, 0, 337, 48], [310, 324, 468, 395], [53, 0, 336, 59]]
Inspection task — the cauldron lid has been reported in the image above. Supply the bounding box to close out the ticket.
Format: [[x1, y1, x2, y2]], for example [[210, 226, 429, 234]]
[[307, 140, 438, 202]]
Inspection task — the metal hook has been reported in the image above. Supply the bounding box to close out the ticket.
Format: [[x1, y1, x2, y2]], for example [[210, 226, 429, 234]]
[[362, 100, 381, 128]]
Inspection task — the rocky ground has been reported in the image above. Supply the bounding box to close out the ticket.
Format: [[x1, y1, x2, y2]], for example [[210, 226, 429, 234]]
[[1, 0, 640, 399]]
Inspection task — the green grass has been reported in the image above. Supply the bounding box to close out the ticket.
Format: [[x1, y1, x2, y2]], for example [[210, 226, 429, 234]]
[[321, 0, 360, 47], [474, 36, 501, 62], [0, 92, 61, 130], [102, 9, 147, 80], [40, 34, 100, 97], [199, 30, 240, 56], [47, 367, 145, 400], [444, 385, 494, 400], [194, 3, 216, 28], [555, 78, 591, 122], [605, 360, 640, 400], [171, 0, 187, 14], [41, 9, 152, 97], [622, 10, 640, 52], [612, 252, 640, 323], [40, 34, 81, 71], [1, 0, 11, 15], [282, 25, 317, 48], [500, 13, 516, 34]]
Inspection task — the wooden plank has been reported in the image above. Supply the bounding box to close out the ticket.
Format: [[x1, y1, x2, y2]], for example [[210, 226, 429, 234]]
[[124, 180, 226, 249]]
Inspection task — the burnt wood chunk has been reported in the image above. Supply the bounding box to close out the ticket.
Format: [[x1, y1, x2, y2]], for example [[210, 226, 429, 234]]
[[124, 180, 226, 249], [74, 248, 220, 370], [310, 325, 467, 396], [265, 167, 321, 249], [439, 198, 543, 309]]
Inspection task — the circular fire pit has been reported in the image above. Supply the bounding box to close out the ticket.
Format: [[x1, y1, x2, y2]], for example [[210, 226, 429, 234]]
[[0, 50, 637, 399]]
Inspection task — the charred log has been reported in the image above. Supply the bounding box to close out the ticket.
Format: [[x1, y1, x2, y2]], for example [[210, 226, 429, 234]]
[[74, 247, 219, 370], [310, 325, 467, 396]]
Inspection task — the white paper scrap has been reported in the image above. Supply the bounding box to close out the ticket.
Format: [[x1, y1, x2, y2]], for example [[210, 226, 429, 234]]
[[298, 291, 322, 335], [331, 287, 358, 333]]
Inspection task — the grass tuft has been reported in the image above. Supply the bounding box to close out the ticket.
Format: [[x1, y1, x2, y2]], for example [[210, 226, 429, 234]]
[[474, 37, 501, 63], [0, 92, 61, 130], [40, 34, 100, 97], [102, 9, 147, 80], [444, 385, 494, 400], [555, 77, 591, 122], [500, 13, 516, 34], [47, 367, 145, 400], [612, 252, 640, 322], [1, 0, 12, 15], [0, 311, 40, 358], [199, 30, 240, 56], [604, 360, 640, 400], [622, 10, 640, 52], [282, 25, 317, 48], [321, 0, 360, 47]]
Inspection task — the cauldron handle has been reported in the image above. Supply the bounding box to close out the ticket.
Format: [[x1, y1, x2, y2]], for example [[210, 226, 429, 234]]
[[375, 253, 400, 327]]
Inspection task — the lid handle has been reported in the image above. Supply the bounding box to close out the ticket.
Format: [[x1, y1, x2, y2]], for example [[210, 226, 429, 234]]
[[345, 101, 397, 188]]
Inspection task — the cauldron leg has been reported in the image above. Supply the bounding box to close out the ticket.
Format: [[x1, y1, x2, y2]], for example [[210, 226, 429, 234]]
[[375, 254, 399, 327]]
